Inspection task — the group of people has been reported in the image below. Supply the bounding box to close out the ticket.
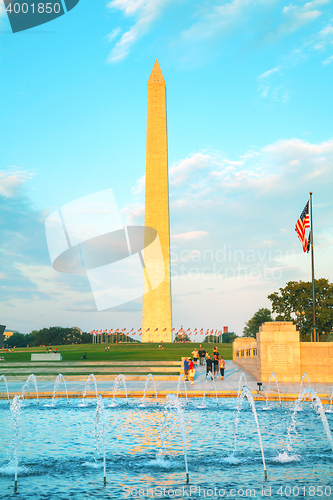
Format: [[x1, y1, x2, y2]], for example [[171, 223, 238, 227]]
[[183, 345, 226, 384]]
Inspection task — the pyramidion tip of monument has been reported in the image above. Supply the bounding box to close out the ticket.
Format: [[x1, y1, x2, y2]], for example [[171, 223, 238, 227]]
[[148, 59, 165, 83]]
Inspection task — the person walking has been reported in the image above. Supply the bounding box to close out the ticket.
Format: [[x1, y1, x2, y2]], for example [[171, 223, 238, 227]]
[[219, 356, 226, 380], [191, 348, 199, 366], [206, 355, 213, 380], [184, 357, 189, 381], [188, 358, 195, 385], [213, 354, 219, 379], [198, 346, 206, 366]]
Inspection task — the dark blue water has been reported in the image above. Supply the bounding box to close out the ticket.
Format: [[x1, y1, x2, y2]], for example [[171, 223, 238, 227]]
[[0, 398, 332, 499]]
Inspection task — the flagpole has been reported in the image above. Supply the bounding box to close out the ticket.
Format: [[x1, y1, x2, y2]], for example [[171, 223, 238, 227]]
[[309, 192, 317, 342]]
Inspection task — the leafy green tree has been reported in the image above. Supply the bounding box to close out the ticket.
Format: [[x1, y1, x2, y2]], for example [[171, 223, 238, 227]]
[[243, 308, 272, 338], [5, 332, 35, 348], [268, 279, 333, 341], [32, 326, 92, 346], [222, 332, 238, 343]]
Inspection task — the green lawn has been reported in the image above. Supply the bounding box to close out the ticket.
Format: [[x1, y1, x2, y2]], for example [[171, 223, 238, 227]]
[[1, 343, 233, 363]]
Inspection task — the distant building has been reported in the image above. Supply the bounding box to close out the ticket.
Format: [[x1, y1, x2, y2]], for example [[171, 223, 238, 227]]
[[0, 325, 5, 349]]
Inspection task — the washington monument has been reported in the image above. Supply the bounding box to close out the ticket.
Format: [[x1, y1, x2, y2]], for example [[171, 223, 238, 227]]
[[142, 60, 172, 343]]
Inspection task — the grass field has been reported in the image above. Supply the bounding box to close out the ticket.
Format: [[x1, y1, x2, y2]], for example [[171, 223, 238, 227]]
[[0, 343, 233, 363]]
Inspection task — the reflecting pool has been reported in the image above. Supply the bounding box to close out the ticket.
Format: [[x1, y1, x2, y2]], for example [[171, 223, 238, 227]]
[[0, 396, 332, 499]]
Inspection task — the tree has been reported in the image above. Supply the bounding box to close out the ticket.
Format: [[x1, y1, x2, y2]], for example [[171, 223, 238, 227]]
[[268, 279, 333, 341], [5, 332, 35, 348], [243, 308, 272, 338], [222, 332, 238, 343], [32, 326, 92, 346]]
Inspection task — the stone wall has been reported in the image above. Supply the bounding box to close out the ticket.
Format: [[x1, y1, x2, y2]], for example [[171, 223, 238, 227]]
[[300, 343, 333, 382], [233, 322, 333, 383]]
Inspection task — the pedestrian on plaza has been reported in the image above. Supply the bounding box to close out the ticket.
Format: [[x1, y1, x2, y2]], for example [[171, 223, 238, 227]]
[[191, 348, 199, 365], [188, 358, 195, 385], [184, 357, 189, 381], [219, 356, 226, 380], [206, 355, 213, 380], [198, 345, 206, 366], [213, 354, 219, 379]]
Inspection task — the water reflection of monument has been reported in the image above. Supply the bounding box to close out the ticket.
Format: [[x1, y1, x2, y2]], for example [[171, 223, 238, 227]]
[[142, 61, 172, 343]]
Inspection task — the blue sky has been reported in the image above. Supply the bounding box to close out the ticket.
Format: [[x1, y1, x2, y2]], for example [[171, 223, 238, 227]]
[[1, 0, 333, 336]]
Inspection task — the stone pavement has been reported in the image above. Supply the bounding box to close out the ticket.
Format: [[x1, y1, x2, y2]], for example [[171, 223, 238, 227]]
[[1, 361, 332, 399]]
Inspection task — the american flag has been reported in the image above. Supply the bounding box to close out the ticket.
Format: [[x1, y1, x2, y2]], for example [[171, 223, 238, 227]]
[[172, 328, 175, 332], [163, 328, 167, 331], [155, 328, 158, 331], [295, 201, 310, 252]]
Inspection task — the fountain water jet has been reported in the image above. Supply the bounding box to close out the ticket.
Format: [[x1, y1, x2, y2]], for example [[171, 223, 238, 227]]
[[176, 374, 188, 405], [140, 374, 158, 406], [198, 371, 218, 408], [21, 374, 39, 403], [325, 386, 333, 413], [79, 374, 98, 407], [264, 372, 282, 409], [10, 395, 22, 492], [286, 387, 333, 455], [232, 385, 267, 479], [299, 372, 311, 391], [237, 372, 248, 398], [95, 395, 107, 486], [49, 374, 69, 406], [0, 374, 9, 400], [109, 374, 128, 407], [165, 394, 189, 483], [294, 373, 312, 412]]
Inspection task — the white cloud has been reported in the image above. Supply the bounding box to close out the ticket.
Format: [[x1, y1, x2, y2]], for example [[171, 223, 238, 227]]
[[106, 0, 173, 63], [266, 0, 328, 43], [121, 202, 144, 225], [126, 138, 333, 232], [131, 174, 145, 194], [106, 27, 122, 42], [258, 84, 293, 103], [0, 170, 33, 197], [322, 54, 333, 65], [181, 0, 270, 43], [172, 231, 209, 241], [257, 66, 282, 79]]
